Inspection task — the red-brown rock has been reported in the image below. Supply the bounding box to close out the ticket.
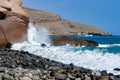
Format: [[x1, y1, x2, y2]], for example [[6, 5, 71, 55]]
[[0, 11, 29, 49], [51, 36, 98, 47]]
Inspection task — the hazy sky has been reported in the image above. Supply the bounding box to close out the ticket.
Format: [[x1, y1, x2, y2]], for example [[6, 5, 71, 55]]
[[23, 0, 120, 35]]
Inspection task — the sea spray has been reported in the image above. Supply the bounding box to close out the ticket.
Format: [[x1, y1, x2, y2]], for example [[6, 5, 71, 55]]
[[11, 23, 120, 75], [27, 23, 50, 45]]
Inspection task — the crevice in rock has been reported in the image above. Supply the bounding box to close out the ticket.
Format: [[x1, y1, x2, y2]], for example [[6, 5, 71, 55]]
[[0, 12, 6, 20]]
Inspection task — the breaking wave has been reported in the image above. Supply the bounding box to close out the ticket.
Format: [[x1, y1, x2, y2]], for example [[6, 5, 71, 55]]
[[11, 23, 120, 75]]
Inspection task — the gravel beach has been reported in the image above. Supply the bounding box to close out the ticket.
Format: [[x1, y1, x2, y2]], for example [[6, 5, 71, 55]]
[[0, 49, 120, 80]]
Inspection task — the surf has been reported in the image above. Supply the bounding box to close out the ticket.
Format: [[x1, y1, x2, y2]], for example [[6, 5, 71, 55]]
[[11, 23, 120, 75]]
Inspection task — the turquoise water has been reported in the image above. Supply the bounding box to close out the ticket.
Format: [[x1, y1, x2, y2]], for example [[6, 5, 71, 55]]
[[11, 24, 120, 74], [68, 36, 120, 54]]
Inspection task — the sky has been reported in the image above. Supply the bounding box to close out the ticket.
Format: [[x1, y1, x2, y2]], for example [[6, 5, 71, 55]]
[[23, 0, 120, 35]]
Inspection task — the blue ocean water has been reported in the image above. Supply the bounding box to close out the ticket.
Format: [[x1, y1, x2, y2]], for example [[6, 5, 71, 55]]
[[69, 36, 120, 54], [11, 24, 120, 74]]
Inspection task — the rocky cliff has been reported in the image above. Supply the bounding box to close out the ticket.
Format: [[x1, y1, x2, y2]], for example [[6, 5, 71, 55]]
[[0, 0, 111, 48], [23, 8, 111, 36], [0, 0, 29, 48]]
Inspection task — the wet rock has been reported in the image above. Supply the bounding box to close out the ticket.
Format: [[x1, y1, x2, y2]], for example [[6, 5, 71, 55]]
[[114, 68, 120, 71], [101, 70, 107, 76], [41, 43, 46, 47], [92, 70, 101, 77], [51, 36, 98, 47]]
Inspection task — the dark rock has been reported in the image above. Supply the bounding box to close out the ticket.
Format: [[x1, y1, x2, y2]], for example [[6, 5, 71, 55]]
[[41, 43, 46, 47], [114, 68, 120, 71], [108, 73, 114, 76], [0, 11, 6, 20], [51, 36, 98, 47], [101, 70, 107, 76], [115, 75, 120, 78]]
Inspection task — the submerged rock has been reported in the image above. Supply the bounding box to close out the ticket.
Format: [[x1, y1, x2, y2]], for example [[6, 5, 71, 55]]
[[51, 36, 98, 47]]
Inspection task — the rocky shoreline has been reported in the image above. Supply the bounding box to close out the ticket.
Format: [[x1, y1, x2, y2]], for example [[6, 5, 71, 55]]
[[0, 49, 120, 80]]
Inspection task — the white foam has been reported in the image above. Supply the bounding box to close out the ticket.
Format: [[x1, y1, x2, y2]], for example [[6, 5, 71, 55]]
[[99, 44, 120, 48], [11, 23, 120, 75], [11, 43, 120, 75], [27, 23, 50, 46]]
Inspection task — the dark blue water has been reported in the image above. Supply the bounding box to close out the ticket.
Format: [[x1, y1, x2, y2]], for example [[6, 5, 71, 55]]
[[50, 35, 120, 54], [69, 36, 120, 54]]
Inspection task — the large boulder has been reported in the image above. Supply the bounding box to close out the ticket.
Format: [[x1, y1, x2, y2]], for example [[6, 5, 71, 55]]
[[51, 36, 98, 47], [0, 11, 28, 42], [0, 0, 29, 49]]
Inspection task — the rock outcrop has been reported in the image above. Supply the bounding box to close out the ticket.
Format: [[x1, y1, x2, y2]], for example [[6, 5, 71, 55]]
[[51, 36, 98, 47], [0, 0, 29, 49], [23, 8, 112, 36], [0, 0, 111, 48]]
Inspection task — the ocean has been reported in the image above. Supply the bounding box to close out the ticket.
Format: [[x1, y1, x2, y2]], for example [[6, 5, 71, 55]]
[[11, 23, 120, 75]]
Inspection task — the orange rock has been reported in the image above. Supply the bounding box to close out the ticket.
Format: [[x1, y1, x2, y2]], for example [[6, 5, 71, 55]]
[[0, 11, 29, 49], [0, 25, 7, 48]]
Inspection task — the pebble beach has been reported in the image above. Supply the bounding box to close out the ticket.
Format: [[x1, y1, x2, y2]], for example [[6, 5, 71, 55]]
[[0, 49, 120, 80]]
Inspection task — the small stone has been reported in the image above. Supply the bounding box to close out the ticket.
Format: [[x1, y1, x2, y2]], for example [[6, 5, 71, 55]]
[[0, 67, 5, 72], [85, 75, 91, 80], [68, 73, 76, 79], [32, 75, 40, 80], [49, 66, 61, 71], [29, 70, 40, 75], [42, 70, 48, 75], [58, 69, 67, 74], [92, 70, 101, 77], [75, 78, 81, 80], [100, 76, 109, 80], [20, 76, 32, 80], [7, 70, 15, 76], [101, 70, 107, 76], [55, 72, 67, 80], [2, 73, 14, 80], [25, 73, 33, 78], [108, 73, 114, 76]]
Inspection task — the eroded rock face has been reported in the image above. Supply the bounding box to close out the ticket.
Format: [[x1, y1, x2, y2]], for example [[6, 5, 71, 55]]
[[0, 11, 29, 48], [51, 36, 98, 47], [23, 8, 112, 36], [0, 0, 29, 49], [0, 0, 26, 15]]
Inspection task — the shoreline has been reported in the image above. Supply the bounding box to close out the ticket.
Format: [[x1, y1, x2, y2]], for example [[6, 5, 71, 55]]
[[0, 49, 120, 80]]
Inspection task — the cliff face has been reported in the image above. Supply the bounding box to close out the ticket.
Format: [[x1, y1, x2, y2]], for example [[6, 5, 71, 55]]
[[23, 7, 111, 36], [0, 0, 111, 49], [0, 0, 29, 48]]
